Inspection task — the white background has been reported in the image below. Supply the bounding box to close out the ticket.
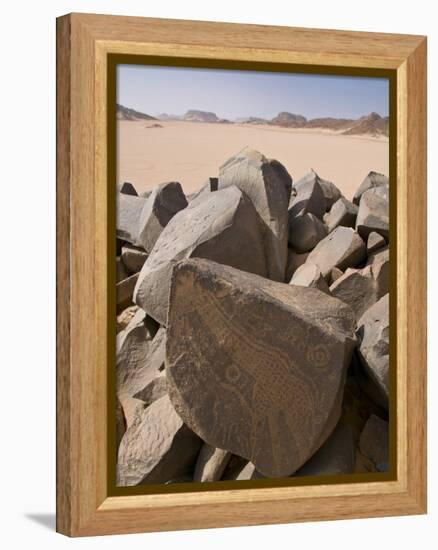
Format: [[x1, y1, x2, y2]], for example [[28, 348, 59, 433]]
[[0, 0, 435, 547]]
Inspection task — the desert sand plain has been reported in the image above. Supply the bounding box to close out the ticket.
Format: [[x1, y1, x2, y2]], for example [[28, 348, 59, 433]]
[[117, 119, 389, 199]]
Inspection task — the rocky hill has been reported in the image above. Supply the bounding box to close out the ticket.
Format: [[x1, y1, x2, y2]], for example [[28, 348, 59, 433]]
[[183, 110, 220, 123], [342, 112, 389, 137], [270, 112, 308, 127], [116, 104, 157, 121]]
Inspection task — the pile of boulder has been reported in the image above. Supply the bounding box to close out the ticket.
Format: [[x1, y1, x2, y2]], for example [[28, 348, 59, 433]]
[[115, 148, 390, 486]]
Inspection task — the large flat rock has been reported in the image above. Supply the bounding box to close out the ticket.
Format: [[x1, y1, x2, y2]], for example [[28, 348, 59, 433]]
[[166, 258, 356, 477], [218, 147, 292, 281], [134, 186, 268, 325]]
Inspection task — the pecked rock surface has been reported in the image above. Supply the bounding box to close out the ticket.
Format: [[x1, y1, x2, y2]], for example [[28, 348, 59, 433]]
[[218, 147, 292, 281], [165, 258, 356, 477], [133, 186, 268, 325]]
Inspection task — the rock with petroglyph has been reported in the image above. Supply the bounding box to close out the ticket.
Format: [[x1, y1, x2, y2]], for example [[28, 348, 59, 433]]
[[290, 262, 330, 294], [134, 186, 268, 325], [165, 258, 356, 477], [288, 212, 327, 253], [117, 395, 202, 486], [218, 147, 292, 281], [306, 226, 366, 279]]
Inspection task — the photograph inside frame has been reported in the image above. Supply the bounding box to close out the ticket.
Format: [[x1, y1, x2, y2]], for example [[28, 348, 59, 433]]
[[114, 64, 391, 488]]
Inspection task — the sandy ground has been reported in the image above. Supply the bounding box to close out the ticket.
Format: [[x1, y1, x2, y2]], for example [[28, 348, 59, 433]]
[[117, 120, 389, 199]]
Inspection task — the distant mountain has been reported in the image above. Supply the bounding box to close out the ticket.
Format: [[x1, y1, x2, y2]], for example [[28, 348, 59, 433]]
[[157, 113, 183, 121], [342, 112, 389, 137], [183, 110, 219, 123], [117, 104, 156, 121], [305, 117, 354, 131], [235, 116, 269, 125], [270, 112, 308, 127]]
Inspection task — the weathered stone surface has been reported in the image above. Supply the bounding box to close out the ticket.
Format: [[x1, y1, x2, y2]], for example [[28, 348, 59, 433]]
[[218, 147, 292, 281], [166, 258, 357, 477], [357, 294, 389, 404], [293, 423, 355, 476], [137, 181, 188, 253], [306, 226, 366, 279], [367, 231, 386, 254], [318, 175, 343, 211], [366, 245, 389, 268], [134, 186, 268, 324], [357, 415, 389, 472], [116, 273, 139, 311], [119, 396, 146, 429], [353, 171, 389, 205], [116, 257, 128, 282], [116, 193, 147, 246], [121, 245, 148, 274], [117, 181, 138, 196], [117, 395, 202, 485], [289, 170, 326, 220], [330, 267, 344, 285], [288, 212, 327, 253], [356, 190, 389, 240], [367, 184, 389, 202], [285, 249, 309, 282], [326, 197, 359, 233], [116, 305, 140, 334], [290, 262, 330, 294], [330, 259, 389, 320], [133, 372, 167, 406], [193, 444, 231, 482], [117, 325, 166, 400]]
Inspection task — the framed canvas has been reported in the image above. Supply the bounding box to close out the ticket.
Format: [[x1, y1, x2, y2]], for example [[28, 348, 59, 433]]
[[56, 13, 427, 537]]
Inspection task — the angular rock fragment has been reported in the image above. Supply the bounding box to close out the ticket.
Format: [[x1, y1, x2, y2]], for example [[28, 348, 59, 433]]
[[285, 248, 309, 282], [356, 294, 389, 405], [353, 171, 389, 205], [121, 245, 148, 274], [289, 170, 326, 220], [116, 305, 140, 334], [366, 245, 389, 268], [326, 197, 359, 233], [116, 257, 128, 282], [137, 181, 188, 253], [116, 272, 139, 311], [218, 147, 292, 280], [119, 396, 146, 429], [318, 175, 343, 211], [193, 444, 231, 482], [290, 262, 330, 294], [356, 190, 389, 240], [116, 193, 146, 246], [293, 423, 355, 476], [117, 181, 138, 196], [330, 267, 344, 285], [189, 177, 218, 205], [367, 184, 389, 202], [134, 186, 268, 324], [357, 415, 389, 472], [306, 226, 366, 279], [117, 395, 202, 486], [367, 231, 386, 254], [133, 372, 167, 406], [330, 259, 389, 320], [288, 212, 327, 253], [166, 258, 357, 477]]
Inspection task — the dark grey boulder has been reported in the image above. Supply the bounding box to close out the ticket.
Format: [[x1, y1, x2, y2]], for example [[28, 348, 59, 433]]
[[289, 170, 326, 220], [326, 197, 359, 233], [317, 174, 343, 211], [353, 171, 389, 205], [306, 226, 366, 279], [356, 190, 389, 240], [288, 212, 328, 253], [166, 258, 356, 477], [116, 193, 147, 246], [134, 186, 268, 325], [116, 272, 139, 311], [218, 147, 292, 281]]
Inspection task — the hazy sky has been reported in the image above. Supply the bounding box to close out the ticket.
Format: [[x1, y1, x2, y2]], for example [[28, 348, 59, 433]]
[[117, 64, 389, 120]]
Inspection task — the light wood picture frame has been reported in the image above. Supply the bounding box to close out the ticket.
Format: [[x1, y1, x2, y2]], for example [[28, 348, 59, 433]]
[[56, 13, 427, 537]]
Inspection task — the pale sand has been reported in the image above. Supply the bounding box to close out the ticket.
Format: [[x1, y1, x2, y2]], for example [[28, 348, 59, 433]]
[[117, 120, 389, 199]]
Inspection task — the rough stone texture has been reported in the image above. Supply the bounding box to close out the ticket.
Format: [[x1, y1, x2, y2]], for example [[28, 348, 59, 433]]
[[293, 423, 356, 476], [117, 325, 166, 400], [117, 181, 138, 196], [134, 186, 268, 325], [290, 262, 330, 294], [166, 258, 356, 477], [133, 372, 167, 406], [366, 245, 389, 268], [357, 415, 389, 472], [356, 189, 389, 240], [285, 249, 309, 282], [356, 294, 389, 405], [367, 184, 389, 202], [288, 212, 328, 253], [137, 181, 188, 253], [116, 193, 147, 246], [121, 245, 148, 274], [289, 170, 326, 220], [116, 305, 140, 334], [330, 267, 344, 285], [330, 259, 389, 321], [367, 231, 386, 254], [116, 273, 139, 311], [318, 175, 343, 211], [218, 147, 292, 281], [306, 226, 366, 279], [326, 197, 359, 233], [193, 444, 231, 482], [117, 395, 202, 486], [353, 171, 389, 205], [119, 396, 146, 429]]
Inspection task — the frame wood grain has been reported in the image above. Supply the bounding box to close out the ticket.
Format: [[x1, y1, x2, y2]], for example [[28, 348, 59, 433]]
[[56, 13, 427, 536]]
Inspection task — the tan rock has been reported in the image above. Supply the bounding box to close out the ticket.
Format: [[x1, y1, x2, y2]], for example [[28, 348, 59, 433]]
[[290, 262, 330, 294]]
